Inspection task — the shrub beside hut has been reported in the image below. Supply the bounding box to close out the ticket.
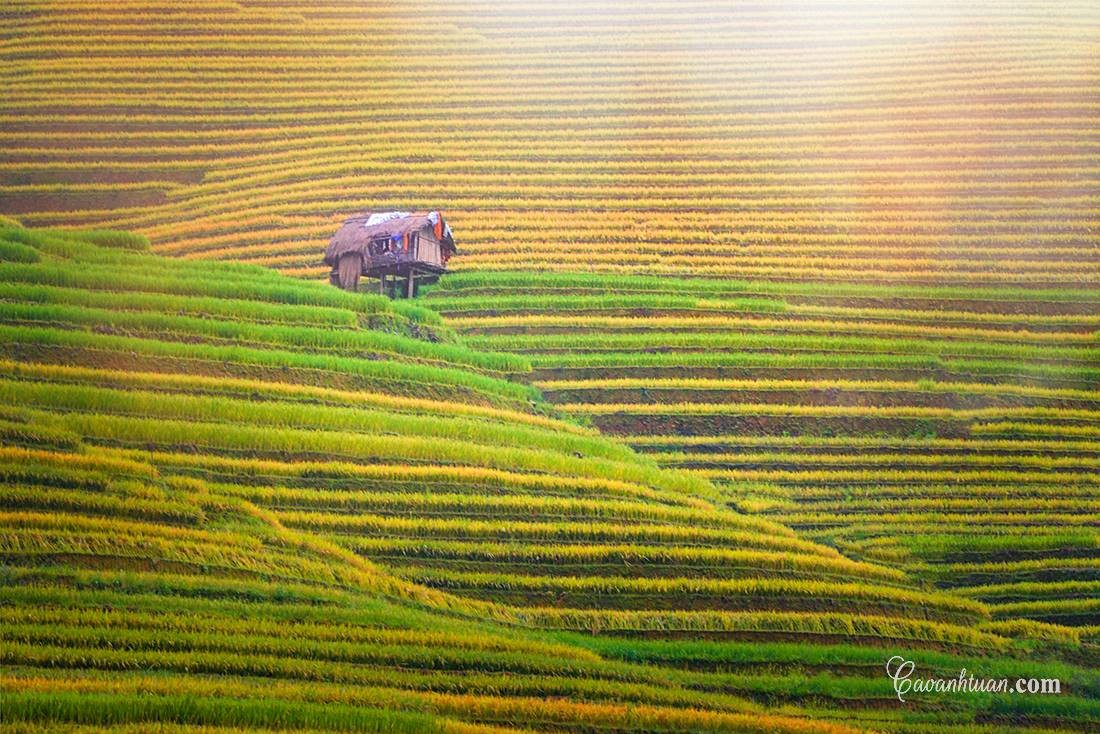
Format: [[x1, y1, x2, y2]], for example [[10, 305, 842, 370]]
[[325, 210, 456, 297]]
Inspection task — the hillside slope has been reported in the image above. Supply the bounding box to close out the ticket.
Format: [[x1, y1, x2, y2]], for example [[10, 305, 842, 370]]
[[3, 223, 1097, 732], [425, 271, 1100, 634], [0, 223, 849, 734], [3, 0, 1097, 286]]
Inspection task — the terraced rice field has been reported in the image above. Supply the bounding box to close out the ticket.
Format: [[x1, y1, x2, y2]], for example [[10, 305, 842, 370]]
[[2, 0, 1098, 284], [426, 273, 1100, 634], [7, 223, 1097, 731], [3, 0, 1099, 731]]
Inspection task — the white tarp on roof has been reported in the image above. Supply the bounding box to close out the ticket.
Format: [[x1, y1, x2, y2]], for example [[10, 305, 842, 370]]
[[364, 211, 412, 227]]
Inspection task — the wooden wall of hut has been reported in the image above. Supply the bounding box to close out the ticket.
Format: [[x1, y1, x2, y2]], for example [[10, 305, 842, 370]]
[[416, 233, 443, 268]]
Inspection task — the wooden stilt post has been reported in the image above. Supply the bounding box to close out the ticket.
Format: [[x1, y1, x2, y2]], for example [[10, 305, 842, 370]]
[[406, 268, 416, 298], [379, 274, 386, 296]]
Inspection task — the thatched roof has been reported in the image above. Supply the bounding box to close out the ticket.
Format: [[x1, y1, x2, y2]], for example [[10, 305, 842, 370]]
[[324, 211, 455, 266]]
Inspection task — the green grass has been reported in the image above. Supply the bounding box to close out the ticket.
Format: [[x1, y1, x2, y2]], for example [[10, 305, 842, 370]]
[[0, 240, 40, 264]]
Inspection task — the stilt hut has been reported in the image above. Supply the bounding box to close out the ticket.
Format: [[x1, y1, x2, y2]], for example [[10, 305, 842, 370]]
[[325, 210, 456, 297]]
